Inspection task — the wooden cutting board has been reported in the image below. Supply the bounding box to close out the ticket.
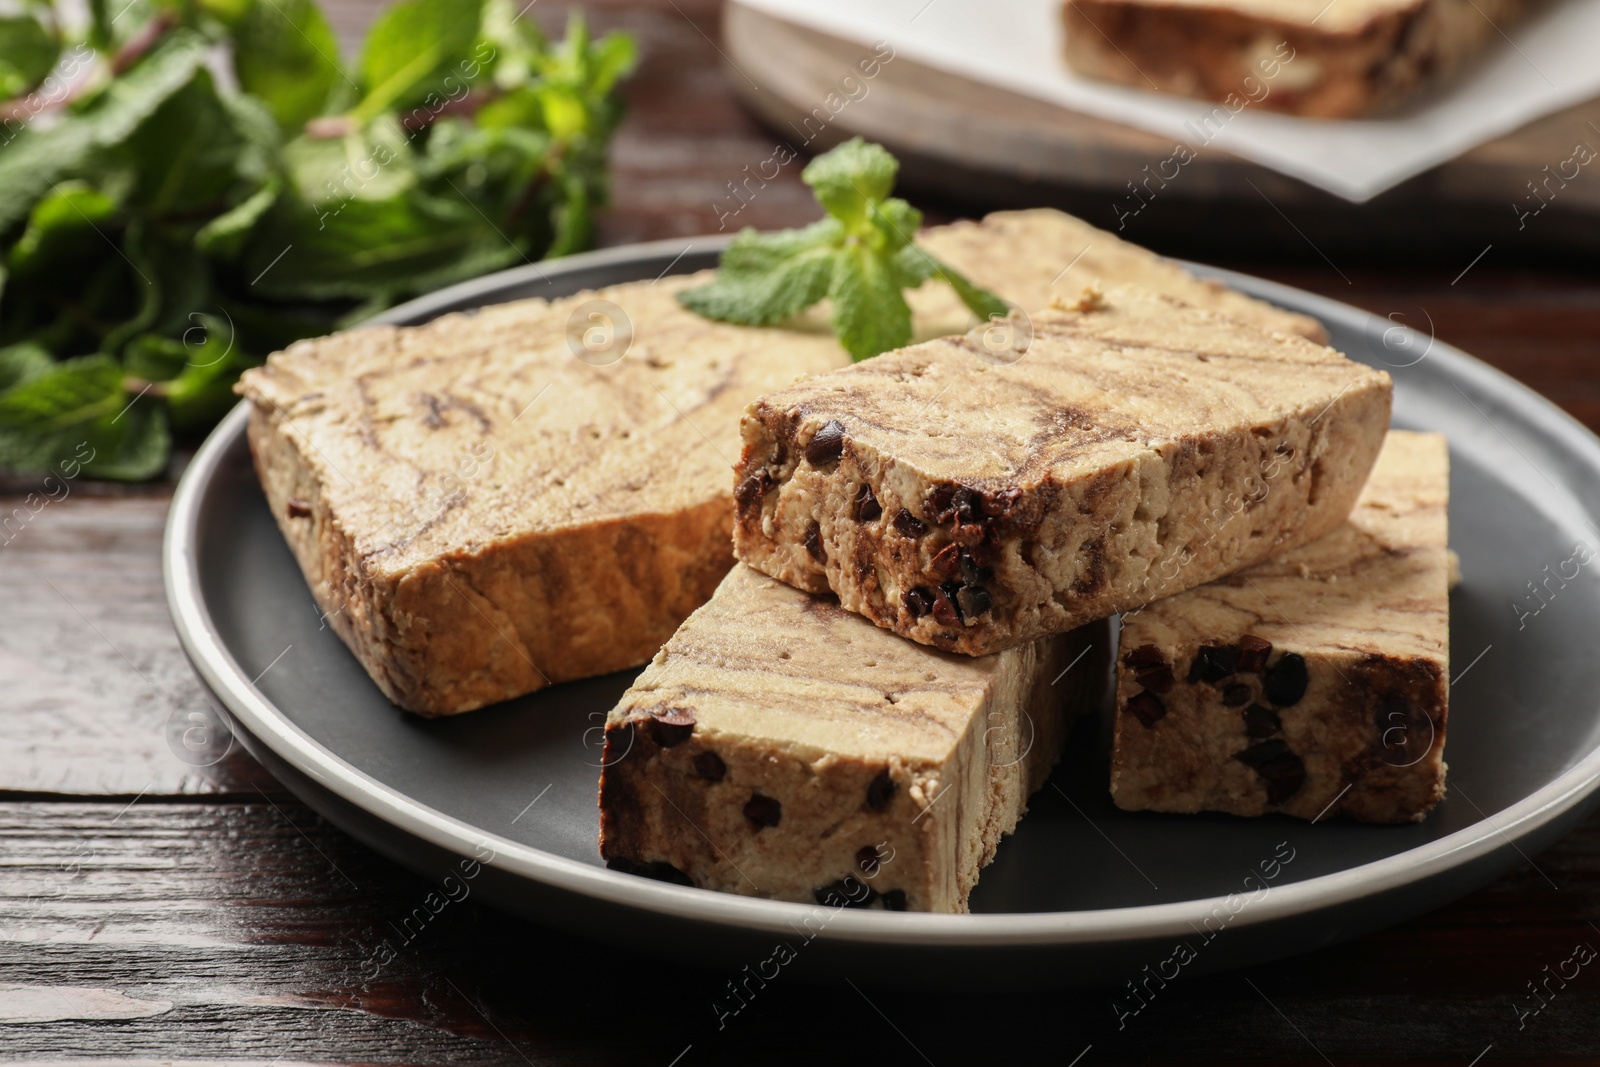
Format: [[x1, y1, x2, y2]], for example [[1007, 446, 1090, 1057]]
[[723, 3, 1600, 256]]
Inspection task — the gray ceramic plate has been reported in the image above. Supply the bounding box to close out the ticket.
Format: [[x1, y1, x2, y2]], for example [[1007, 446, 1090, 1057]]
[[165, 236, 1600, 988]]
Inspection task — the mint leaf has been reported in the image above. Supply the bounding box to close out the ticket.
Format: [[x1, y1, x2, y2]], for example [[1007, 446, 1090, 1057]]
[[419, 121, 550, 218], [0, 30, 207, 235], [232, 0, 348, 132], [242, 185, 523, 302], [678, 138, 1008, 360], [195, 176, 281, 258], [86, 0, 112, 49], [580, 26, 637, 102], [118, 69, 278, 216], [0, 15, 58, 99], [127, 320, 256, 432], [356, 0, 486, 120], [0, 355, 169, 480], [164, 321, 256, 432], [802, 137, 896, 227], [889, 242, 937, 288], [717, 218, 842, 275], [0, 342, 54, 391], [933, 256, 1010, 322], [99, 223, 212, 357], [123, 333, 190, 381], [832, 242, 910, 362], [677, 220, 840, 327], [281, 115, 415, 205], [6, 181, 119, 279], [0, 7, 632, 479], [92, 397, 170, 480]]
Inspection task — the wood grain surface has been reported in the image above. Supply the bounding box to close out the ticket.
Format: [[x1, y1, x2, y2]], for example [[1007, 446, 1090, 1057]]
[[4, 1, 1600, 1063]]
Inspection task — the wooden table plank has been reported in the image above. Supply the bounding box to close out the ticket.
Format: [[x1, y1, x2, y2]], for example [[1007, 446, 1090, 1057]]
[[0, 490, 274, 796], [3, 801, 1600, 1062]]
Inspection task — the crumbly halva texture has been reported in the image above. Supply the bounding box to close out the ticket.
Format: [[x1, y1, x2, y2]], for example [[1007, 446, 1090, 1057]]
[[1062, 0, 1539, 119], [1111, 431, 1450, 824], [733, 285, 1391, 657], [238, 209, 1322, 715], [598, 565, 1107, 912]]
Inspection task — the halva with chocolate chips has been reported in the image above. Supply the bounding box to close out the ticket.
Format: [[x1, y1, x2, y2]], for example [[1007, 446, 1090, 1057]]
[[732, 285, 1392, 658], [1061, 0, 1540, 119], [598, 564, 1108, 912], [238, 209, 1318, 716], [1111, 430, 1450, 824]]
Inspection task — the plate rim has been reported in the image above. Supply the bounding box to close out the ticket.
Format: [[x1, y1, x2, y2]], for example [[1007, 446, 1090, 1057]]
[[165, 235, 1600, 947]]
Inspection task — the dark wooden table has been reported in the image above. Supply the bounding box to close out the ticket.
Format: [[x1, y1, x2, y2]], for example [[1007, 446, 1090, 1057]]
[[6, 2, 1600, 1063]]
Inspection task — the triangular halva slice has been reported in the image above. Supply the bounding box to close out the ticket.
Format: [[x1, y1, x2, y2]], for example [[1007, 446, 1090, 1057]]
[[733, 285, 1392, 656], [598, 564, 1108, 912], [238, 210, 1323, 715], [1111, 430, 1450, 823]]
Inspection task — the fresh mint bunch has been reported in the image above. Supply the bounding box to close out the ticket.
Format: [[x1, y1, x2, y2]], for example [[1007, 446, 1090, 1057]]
[[0, 0, 634, 480], [678, 138, 1007, 362]]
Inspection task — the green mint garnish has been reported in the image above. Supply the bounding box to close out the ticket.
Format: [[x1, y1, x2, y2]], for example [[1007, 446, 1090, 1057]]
[[678, 137, 1008, 361]]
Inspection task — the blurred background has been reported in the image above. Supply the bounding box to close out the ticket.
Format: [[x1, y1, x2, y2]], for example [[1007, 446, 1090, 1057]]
[[1, 0, 1595, 487]]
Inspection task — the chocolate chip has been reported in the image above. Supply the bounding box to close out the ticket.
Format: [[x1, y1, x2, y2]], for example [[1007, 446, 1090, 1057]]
[[286, 498, 312, 519], [1134, 664, 1174, 694], [903, 586, 934, 618], [646, 708, 695, 747], [1221, 682, 1252, 707], [987, 487, 1022, 518], [856, 845, 881, 876], [694, 751, 727, 782], [815, 877, 878, 908], [804, 420, 845, 466], [928, 484, 987, 524], [951, 486, 984, 524], [1235, 739, 1290, 769], [854, 483, 882, 522], [1257, 752, 1307, 805], [1190, 644, 1239, 684], [1237, 635, 1273, 674], [931, 588, 962, 626], [606, 857, 695, 887], [1127, 691, 1166, 728], [1242, 704, 1281, 738], [603, 722, 634, 767], [1123, 644, 1167, 671], [955, 585, 992, 619], [866, 770, 896, 810], [881, 889, 908, 911], [1264, 653, 1309, 706], [1374, 696, 1431, 767], [893, 508, 928, 538], [804, 521, 826, 564], [734, 474, 766, 513], [743, 792, 781, 828], [957, 549, 993, 586]]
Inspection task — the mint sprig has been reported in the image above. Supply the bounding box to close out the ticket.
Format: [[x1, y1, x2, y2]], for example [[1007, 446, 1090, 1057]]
[[678, 138, 1007, 361], [0, 0, 635, 480]]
